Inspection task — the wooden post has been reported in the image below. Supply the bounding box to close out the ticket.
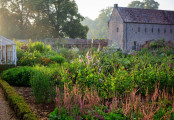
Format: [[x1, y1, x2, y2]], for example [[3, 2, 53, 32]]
[[5, 44, 6, 64]]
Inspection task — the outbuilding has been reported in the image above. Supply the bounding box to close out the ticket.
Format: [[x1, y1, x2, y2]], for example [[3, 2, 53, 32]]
[[0, 36, 17, 65], [108, 4, 174, 51]]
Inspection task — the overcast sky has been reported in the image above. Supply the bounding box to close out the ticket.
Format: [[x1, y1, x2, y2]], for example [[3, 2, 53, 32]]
[[75, 0, 174, 20]]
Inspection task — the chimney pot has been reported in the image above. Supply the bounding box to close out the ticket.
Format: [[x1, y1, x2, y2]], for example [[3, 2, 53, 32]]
[[114, 4, 118, 8]]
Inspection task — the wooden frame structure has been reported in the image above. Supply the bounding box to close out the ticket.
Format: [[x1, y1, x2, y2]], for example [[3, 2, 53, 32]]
[[0, 36, 17, 65]]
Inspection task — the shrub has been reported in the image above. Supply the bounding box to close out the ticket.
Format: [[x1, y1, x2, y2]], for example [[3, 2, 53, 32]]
[[0, 79, 38, 120], [0, 64, 15, 73], [150, 39, 165, 48], [58, 48, 78, 62], [28, 41, 51, 53], [18, 51, 42, 66], [2, 66, 37, 86], [30, 70, 56, 103], [49, 55, 65, 65]]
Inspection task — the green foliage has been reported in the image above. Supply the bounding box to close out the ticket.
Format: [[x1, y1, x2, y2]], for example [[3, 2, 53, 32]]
[[0, 1, 34, 39], [54, 48, 174, 98], [58, 48, 79, 62], [0, 64, 15, 73], [28, 41, 51, 53], [29, 0, 88, 39], [0, 79, 38, 120], [2, 66, 37, 86], [128, 0, 159, 9], [49, 55, 66, 65], [0, 0, 88, 39], [18, 51, 42, 66], [30, 68, 56, 103], [49, 107, 76, 120], [16, 41, 66, 66], [81, 7, 113, 39], [128, 1, 145, 8], [150, 39, 165, 48], [49, 105, 127, 120]]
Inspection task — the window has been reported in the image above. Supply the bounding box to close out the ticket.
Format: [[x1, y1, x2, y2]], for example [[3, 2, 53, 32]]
[[164, 29, 166, 33], [134, 41, 137, 46], [158, 28, 160, 33], [145, 28, 147, 32], [170, 29, 173, 34], [117, 27, 119, 32], [138, 27, 140, 32], [152, 28, 153, 33]]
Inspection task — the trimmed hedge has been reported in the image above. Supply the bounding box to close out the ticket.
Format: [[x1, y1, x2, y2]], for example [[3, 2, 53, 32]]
[[2, 66, 37, 86], [0, 64, 15, 73], [0, 79, 38, 120]]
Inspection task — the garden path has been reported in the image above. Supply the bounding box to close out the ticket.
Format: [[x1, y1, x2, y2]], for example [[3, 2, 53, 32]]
[[0, 87, 18, 120]]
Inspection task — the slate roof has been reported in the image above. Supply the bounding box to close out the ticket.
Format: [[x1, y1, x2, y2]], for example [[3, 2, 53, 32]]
[[117, 7, 174, 25]]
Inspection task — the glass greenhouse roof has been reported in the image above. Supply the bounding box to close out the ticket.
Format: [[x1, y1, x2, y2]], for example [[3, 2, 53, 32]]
[[0, 35, 16, 46]]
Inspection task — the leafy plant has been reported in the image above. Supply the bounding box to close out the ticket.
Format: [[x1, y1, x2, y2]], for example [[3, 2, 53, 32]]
[[30, 69, 56, 103], [2, 66, 37, 86], [49, 55, 65, 65]]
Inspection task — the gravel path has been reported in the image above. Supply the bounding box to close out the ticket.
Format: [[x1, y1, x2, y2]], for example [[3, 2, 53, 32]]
[[0, 87, 18, 120]]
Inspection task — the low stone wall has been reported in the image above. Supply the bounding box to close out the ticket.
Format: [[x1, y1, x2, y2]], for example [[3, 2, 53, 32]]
[[17, 38, 108, 50]]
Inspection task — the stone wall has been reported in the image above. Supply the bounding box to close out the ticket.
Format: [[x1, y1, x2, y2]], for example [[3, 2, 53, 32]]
[[17, 38, 108, 50], [108, 5, 124, 49], [125, 23, 174, 50]]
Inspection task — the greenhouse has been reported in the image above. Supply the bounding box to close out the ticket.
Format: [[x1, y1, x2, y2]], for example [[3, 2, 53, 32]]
[[0, 36, 17, 65]]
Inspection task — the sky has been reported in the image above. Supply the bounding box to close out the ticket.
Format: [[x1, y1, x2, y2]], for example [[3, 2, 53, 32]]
[[75, 0, 174, 20]]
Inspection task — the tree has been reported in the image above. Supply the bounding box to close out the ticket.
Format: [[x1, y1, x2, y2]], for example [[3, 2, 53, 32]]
[[143, 0, 159, 9], [128, 0, 159, 9], [30, 0, 88, 39], [0, 0, 88, 39], [0, 0, 34, 38], [81, 7, 113, 39], [128, 1, 144, 8]]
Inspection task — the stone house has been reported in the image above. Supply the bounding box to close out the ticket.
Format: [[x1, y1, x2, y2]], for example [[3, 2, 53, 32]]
[[108, 4, 174, 51]]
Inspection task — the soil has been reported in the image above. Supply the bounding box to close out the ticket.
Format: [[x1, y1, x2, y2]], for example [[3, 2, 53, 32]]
[[14, 87, 55, 120], [0, 87, 18, 120]]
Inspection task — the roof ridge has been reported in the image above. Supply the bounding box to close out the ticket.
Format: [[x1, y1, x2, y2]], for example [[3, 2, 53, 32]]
[[116, 6, 174, 25], [118, 7, 174, 12]]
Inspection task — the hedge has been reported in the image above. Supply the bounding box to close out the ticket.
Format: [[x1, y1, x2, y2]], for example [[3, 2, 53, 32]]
[[0, 64, 15, 73], [0, 79, 38, 120]]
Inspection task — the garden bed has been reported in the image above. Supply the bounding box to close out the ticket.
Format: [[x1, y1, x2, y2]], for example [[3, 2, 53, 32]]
[[0, 79, 38, 120], [14, 87, 55, 120]]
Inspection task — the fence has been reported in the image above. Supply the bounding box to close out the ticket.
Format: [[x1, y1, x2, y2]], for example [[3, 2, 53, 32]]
[[17, 38, 108, 50]]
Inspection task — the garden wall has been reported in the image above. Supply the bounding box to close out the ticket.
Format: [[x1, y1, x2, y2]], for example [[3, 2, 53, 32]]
[[16, 38, 108, 50]]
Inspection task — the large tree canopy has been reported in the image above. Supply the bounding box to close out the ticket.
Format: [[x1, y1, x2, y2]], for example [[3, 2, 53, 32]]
[[128, 0, 159, 9], [0, 0, 88, 39]]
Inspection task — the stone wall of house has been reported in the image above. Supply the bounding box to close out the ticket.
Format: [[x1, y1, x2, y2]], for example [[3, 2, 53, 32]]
[[125, 23, 174, 50], [17, 38, 108, 50], [108, 5, 124, 49]]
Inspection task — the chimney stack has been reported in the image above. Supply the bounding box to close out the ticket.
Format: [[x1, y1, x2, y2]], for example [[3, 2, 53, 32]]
[[114, 4, 118, 8]]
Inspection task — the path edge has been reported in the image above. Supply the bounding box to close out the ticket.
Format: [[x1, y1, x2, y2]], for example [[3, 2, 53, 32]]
[[0, 78, 38, 120]]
